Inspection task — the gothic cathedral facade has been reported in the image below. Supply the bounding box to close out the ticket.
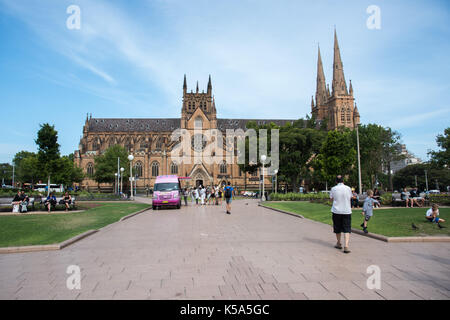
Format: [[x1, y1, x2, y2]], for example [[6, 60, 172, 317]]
[[74, 31, 359, 191]]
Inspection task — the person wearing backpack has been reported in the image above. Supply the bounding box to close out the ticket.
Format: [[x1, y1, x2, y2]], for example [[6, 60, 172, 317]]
[[224, 182, 234, 214]]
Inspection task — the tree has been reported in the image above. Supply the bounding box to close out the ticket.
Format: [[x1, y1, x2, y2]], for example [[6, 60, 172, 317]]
[[35, 123, 61, 184], [93, 145, 130, 185], [351, 124, 402, 190], [393, 163, 450, 192], [0, 163, 13, 185], [429, 127, 450, 167], [13, 151, 40, 185], [52, 156, 84, 187], [278, 123, 326, 191], [315, 129, 356, 186]]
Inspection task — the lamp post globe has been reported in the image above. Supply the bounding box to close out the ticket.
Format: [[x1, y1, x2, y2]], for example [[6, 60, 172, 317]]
[[260, 155, 267, 201], [120, 167, 124, 195], [128, 155, 134, 199]]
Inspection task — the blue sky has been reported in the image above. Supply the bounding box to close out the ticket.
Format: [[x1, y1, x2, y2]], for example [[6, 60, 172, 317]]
[[0, 0, 449, 163]]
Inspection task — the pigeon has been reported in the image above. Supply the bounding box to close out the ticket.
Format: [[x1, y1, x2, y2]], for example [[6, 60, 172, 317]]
[[245, 203, 249, 205], [412, 223, 418, 230]]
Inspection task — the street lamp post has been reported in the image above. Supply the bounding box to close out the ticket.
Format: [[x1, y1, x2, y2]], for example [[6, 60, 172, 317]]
[[120, 167, 124, 195], [128, 155, 134, 199], [424, 170, 429, 191], [115, 173, 118, 194], [274, 169, 278, 194], [260, 155, 267, 201], [356, 124, 362, 195]]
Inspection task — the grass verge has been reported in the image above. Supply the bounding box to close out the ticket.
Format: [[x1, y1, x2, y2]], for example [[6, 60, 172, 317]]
[[0, 202, 150, 247], [263, 201, 449, 237]]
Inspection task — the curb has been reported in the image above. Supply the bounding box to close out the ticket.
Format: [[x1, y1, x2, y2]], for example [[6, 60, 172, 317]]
[[259, 203, 450, 243], [119, 207, 151, 221]]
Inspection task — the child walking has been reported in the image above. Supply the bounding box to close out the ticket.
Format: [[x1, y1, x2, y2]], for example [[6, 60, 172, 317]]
[[361, 190, 380, 233]]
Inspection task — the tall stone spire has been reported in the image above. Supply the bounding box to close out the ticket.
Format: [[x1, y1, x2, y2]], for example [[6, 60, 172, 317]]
[[183, 74, 187, 95], [332, 29, 348, 96], [196, 81, 199, 93], [315, 45, 327, 106], [207, 75, 212, 95]]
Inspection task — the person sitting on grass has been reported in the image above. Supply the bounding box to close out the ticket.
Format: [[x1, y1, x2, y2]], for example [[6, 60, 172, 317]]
[[44, 192, 57, 213], [426, 204, 445, 225], [62, 192, 72, 211], [361, 189, 380, 234]]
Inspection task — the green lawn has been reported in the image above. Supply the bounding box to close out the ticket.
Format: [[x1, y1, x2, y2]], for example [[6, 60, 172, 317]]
[[263, 201, 449, 237], [0, 202, 150, 247]]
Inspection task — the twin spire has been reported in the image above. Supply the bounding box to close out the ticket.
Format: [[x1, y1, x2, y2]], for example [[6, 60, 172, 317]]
[[315, 29, 351, 106], [183, 74, 212, 95]]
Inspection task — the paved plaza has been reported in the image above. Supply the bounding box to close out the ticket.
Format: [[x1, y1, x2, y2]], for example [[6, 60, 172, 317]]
[[0, 198, 449, 300]]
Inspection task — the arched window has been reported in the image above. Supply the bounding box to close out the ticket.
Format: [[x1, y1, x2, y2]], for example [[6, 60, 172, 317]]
[[87, 163, 94, 177], [134, 161, 143, 177], [346, 107, 351, 122], [341, 109, 345, 122], [151, 162, 159, 177], [156, 138, 163, 150], [194, 116, 203, 129], [220, 161, 227, 174], [170, 162, 178, 175]]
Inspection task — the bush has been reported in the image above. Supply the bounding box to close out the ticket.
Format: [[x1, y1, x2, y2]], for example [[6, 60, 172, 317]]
[[429, 194, 450, 206], [268, 192, 329, 201], [380, 192, 392, 206]]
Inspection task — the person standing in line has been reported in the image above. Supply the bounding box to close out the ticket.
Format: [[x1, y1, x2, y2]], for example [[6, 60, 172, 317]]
[[224, 182, 234, 214], [218, 187, 223, 205], [330, 175, 353, 253], [195, 187, 200, 205], [190, 188, 195, 205], [183, 188, 188, 206], [209, 186, 215, 205]]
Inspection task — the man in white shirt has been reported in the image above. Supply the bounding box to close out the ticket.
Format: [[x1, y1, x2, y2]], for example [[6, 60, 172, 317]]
[[330, 175, 353, 253]]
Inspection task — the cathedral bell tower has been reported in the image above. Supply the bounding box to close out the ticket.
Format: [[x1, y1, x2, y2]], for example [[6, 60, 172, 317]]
[[181, 75, 216, 129]]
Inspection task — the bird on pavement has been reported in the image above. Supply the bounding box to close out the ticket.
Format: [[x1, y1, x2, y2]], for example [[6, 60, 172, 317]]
[[412, 223, 419, 230]]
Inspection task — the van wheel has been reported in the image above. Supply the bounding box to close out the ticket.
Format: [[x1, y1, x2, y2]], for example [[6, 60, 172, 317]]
[[177, 202, 181, 209], [152, 205, 156, 210]]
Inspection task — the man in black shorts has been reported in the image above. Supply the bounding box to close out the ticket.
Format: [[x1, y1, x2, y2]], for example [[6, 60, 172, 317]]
[[330, 175, 353, 253]]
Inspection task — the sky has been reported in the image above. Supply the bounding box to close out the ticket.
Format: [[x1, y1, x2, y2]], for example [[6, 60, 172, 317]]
[[0, 0, 449, 163]]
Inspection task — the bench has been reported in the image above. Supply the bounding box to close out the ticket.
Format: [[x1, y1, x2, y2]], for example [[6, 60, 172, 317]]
[[0, 197, 36, 211], [392, 193, 429, 207], [39, 197, 77, 210]]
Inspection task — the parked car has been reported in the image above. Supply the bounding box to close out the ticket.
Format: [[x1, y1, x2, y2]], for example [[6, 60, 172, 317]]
[[428, 190, 440, 194]]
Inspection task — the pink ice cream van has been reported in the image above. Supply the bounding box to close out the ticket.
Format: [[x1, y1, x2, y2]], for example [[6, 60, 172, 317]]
[[152, 175, 182, 210]]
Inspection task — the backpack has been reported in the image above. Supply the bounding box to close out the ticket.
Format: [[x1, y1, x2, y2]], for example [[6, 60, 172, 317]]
[[224, 187, 232, 198]]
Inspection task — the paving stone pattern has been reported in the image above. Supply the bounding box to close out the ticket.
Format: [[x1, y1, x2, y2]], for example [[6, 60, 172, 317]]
[[0, 199, 449, 300]]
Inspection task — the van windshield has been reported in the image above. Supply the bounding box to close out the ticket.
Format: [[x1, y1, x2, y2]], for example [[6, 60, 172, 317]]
[[154, 183, 179, 192]]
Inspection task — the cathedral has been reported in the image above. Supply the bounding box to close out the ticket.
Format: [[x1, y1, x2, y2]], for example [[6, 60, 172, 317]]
[[74, 31, 360, 191]]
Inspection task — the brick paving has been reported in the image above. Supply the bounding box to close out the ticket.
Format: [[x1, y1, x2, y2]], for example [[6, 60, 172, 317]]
[[0, 198, 449, 300]]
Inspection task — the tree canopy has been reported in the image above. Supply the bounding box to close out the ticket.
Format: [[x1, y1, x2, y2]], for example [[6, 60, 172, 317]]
[[93, 145, 130, 184]]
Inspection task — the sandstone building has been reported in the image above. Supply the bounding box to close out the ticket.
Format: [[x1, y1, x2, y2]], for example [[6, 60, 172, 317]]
[[74, 31, 359, 191]]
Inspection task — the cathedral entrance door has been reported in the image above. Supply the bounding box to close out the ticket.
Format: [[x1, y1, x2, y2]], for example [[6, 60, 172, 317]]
[[196, 180, 204, 188]]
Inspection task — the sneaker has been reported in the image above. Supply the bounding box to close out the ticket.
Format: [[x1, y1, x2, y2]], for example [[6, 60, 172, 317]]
[[334, 243, 342, 249], [363, 228, 368, 234], [360, 223, 364, 228], [343, 247, 351, 254], [226, 211, 231, 215]]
